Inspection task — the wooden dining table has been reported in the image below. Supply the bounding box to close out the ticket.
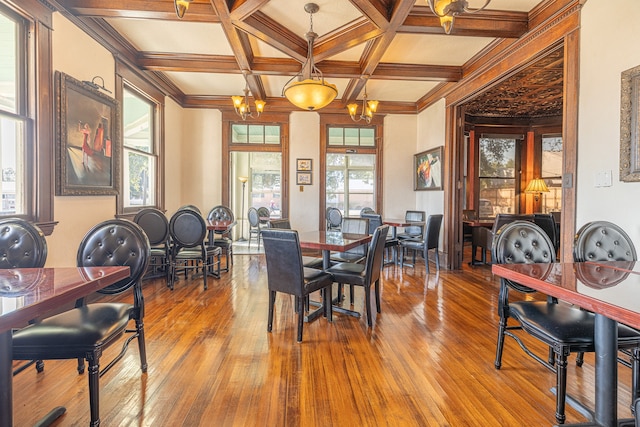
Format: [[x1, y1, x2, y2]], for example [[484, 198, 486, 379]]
[[298, 230, 372, 322], [492, 261, 640, 427], [0, 266, 131, 427]]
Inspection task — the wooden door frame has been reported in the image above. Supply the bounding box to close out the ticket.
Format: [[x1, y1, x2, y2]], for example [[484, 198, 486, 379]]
[[443, 1, 583, 269]]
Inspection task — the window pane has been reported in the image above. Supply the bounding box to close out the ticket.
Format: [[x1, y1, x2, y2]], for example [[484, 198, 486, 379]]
[[124, 150, 155, 207], [541, 135, 563, 213], [479, 138, 516, 218], [123, 89, 152, 152], [248, 125, 264, 144], [328, 127, 343, 145], [327, 153, 345, 167], [232, 124, 248, 143], [344, 128, 359, 145], [360, 128, 375, 146], [0, 12, 17, 114], [0, 114, 24, 214], [326, 154, 375, 217], [264, 125, 280, 144]]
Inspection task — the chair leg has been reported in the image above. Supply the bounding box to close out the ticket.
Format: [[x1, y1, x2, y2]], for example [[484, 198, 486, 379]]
[[434, 248, 440, 271], [349, 285, 355, 304], [364, 285, 373, 327], [87, 356, 101, 427], [297, 296, 305, 342], [495, 316, 507, 369], [267, 290, 275, 332], [135, 318, 148, 373], [554, 351, 568, 425], [424, 248, 430, 274], [632, 347, 640, 410], [324, 286, 332, 322], [374, 279, 381, 313]]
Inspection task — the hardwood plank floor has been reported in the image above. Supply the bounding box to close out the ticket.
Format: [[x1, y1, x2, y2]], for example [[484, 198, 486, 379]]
[[12, 252, 634, 426]]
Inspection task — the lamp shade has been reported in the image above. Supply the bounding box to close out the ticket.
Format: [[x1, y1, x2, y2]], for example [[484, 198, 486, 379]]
[[524, 178, 549, 194], [284, 78, 338, 111]]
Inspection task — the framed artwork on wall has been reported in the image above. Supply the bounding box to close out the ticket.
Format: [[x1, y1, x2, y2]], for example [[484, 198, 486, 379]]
[[297, 158, 312, 171], [620, 64, 640, 182], [55, 71, 120, 196], [414, 146, 443, 191], [296, 171, 312, 185]]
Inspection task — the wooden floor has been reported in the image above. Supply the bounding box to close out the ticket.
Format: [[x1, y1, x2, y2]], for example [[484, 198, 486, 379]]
[[12, 251, 635, 426]]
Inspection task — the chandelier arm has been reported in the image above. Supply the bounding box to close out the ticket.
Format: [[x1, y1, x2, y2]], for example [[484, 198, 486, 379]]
[[463, 0, 491, 13], [426, 0, 448, 18]]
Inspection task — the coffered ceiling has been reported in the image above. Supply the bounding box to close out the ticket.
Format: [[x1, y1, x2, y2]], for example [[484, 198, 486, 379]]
[[55, 0, 559, 117]]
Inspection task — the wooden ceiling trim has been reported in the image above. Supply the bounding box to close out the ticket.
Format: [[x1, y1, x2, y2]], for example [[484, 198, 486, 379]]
[[60, 0, 220, 22], [400, 7, 529, 38], [238, 12, 307, 63], [372, 63, 461, 81], [343, 0, 415, 102], [313, 19, 382, 62], [348, 0, 390, 30], [228, 0, 270, 22]]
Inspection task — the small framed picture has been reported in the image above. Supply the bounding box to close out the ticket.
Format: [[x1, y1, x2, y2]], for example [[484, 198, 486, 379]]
[[414, 146, 443, 191], [296, 171, 312, 185], [297, 158, 312, 171]]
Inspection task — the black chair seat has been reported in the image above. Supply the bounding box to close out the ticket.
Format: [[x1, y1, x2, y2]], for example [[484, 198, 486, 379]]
[[510, 301, 640, 347], [330, 252, 365, 264], [12, 303, 133, 352], [174, 246, 221, 260], [303, 267, 334, 294], [302, 256, 324, 269], [327, 262, 365, 285]]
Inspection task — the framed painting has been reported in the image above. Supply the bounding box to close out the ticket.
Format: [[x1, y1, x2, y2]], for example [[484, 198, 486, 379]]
[[296, 171, 312, 185], [414, 146, 443, 191], [55, 71, 120, 196], [620, 64, 640, 182], [297, 158, 312, 171]]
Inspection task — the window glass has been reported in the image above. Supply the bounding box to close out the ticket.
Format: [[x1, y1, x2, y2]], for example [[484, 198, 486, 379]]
[[541, 135, 563, 213], [123, 88, 156, 207], [327, 126, 376, 147], [0, 13, 17, 114], [231, 123, 280, 145], [479, 138, 517, 218], [326, 153, 375, 216]]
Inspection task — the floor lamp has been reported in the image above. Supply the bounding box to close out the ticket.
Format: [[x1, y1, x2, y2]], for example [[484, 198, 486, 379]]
[[238, 176, 248, 241]]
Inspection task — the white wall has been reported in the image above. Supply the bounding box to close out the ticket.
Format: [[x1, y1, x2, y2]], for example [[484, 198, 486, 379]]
[[383, 114, 418, 219], [578, 0, 640, 242], [289, 112, 321, 232], [47, 13, 116, 267], [415, 99, 446, 216], [164, 98, 183, 214]]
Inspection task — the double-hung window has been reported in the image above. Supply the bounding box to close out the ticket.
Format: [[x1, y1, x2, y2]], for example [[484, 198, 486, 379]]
[[0, 9, 27, 216], [122, 87, 156, 208]]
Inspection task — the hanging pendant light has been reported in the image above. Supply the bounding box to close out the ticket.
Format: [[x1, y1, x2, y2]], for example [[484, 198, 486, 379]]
[[282, 3, 338, 111], [347, 80, 379, 124], [231, 75, 266, 121], [427, 0, 491, 34]]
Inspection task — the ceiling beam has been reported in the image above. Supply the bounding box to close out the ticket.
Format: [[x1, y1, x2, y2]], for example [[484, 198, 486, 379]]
[[58, 0, 220, 22]]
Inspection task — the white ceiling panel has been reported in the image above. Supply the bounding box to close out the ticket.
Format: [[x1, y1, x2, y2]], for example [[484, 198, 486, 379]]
[[382, 33, 495, 66]]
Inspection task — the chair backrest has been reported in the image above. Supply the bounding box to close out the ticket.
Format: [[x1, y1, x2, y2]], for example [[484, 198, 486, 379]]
[[573, 220, 637, 262], [133, 208, 169, 247], [491, 213, 534, 235], [268, 218, 292, 229], [257, 207, 270, 223], [169, 208, 207, 249], [326, 207, 343, 230], [247, 207, 260, 227], [360, 207, 375, 216], [364, 225, 390, 285], [424, 214, 443, 251], [492, 221, 555, 293], [341, 217, 369, 257], [361, 213, 383, 235], [76, 219, 151, 295], [207, 205, 234, 222], [178, 204, 201, 214], [0, 218, 47, 268], [533, 213, 557, 251], [404, 210, 426, 236], [261, 229, 305, 296]]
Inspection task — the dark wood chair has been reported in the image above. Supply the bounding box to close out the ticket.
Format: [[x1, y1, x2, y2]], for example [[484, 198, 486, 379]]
[[12, 219, 151, 427], [247, 207, 263, 249], [327, 225, 389, 327], [361, 212, 399, 265], [330, 217, 369, 264], [169, 208, 221, 290], [134, 208, 171, 283], [472, 213, 534, 265], [267, 219, 323, 269], [492, 220, 640, 424], [326, 207, 343, 231], [399, 214, 443, 273], [261, 229, 334, 342], [206, 205, 235, 272], [0, 218, 48, 376], [396, 210, 426, 241]]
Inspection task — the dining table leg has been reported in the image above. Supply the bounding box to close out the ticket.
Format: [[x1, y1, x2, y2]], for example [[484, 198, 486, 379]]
[[594, 314, 617, 427]]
